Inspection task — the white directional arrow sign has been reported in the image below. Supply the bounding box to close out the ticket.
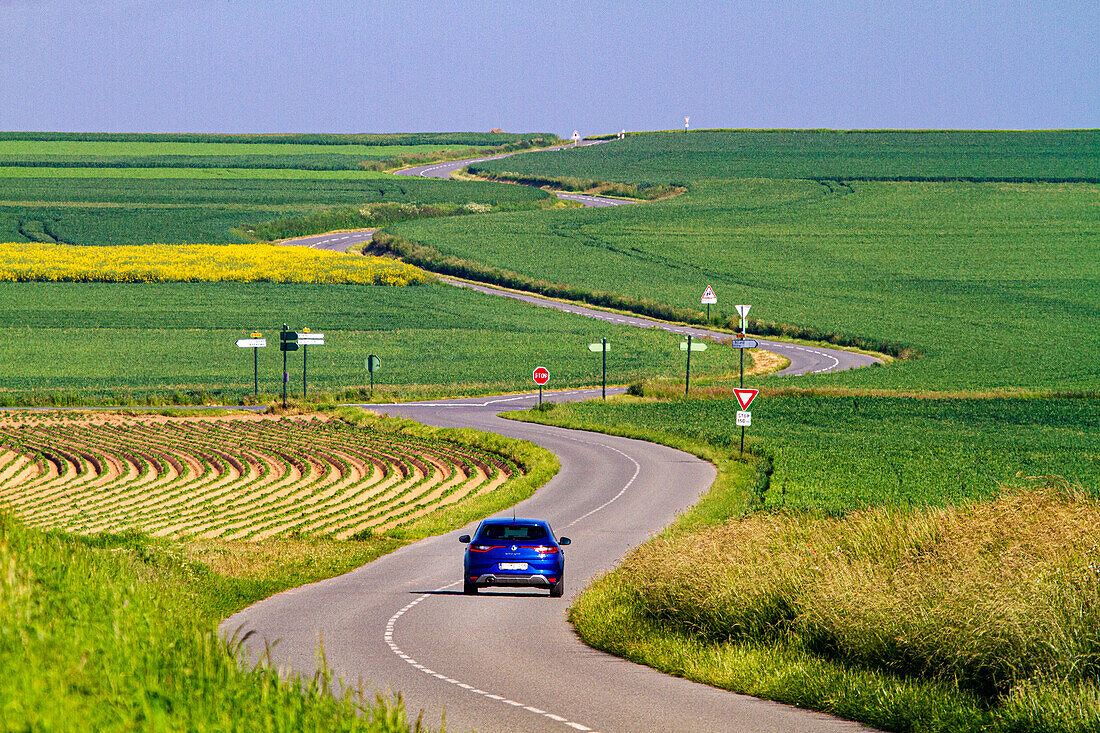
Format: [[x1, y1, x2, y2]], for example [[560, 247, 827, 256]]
[[679, 341, 708, 351], [236, 338, 266, 348]]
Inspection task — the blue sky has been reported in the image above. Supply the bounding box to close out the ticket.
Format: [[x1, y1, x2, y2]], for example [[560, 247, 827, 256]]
[[2, 1, 1096, 135]]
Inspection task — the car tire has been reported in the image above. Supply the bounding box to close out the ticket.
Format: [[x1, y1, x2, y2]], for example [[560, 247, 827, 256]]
[[549, 577, 564, 598], [463, 579, 479, 595]]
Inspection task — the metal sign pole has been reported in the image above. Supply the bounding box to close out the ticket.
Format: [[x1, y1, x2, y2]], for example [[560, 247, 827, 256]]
[[601, 338, 607, 399], [282, 323, 288, 409], [685, 334, 692, 396], [303, 345, 307, 398], [539, 385, 542, 407], [253, 346, 258, 396]]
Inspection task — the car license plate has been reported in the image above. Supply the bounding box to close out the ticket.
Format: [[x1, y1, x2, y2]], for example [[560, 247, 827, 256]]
[[499, 562, 528, 571]]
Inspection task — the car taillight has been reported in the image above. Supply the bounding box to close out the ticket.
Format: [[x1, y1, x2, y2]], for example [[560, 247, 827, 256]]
[[532, 545, 559, 554], [469, 544, 504, 553]]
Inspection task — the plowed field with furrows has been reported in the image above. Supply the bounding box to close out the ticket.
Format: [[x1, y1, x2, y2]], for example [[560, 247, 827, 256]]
[[0, 414, 513, 540]]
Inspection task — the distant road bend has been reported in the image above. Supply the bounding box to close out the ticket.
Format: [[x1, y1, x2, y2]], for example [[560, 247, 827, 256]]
[[397, 139, 630, 208]]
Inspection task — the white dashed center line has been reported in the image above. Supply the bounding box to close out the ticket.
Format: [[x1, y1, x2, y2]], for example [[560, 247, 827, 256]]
[[385, 591, 600, 732]]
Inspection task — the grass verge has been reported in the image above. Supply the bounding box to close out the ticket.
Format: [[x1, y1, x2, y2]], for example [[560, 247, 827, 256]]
[[464, 165, 684, 200]]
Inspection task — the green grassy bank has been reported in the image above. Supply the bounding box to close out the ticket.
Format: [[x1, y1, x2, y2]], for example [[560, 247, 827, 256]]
[[511, 395, 1100, 732]]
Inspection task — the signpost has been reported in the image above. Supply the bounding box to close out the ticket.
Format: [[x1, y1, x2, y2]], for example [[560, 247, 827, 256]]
[[733, 387, 758, 456], [733, 304, 752, 388], [701, 285, 717, 320], [297, 329, 324, 398], [587, 339, 609, 399], [532, 366, 549, 407], [279, 326, 325, 406], [366, 354, 381, 398], [571, 130, 580, 147], [236, 332, 266, 396], [279, 324, 292, 407], [679, 335, 708, 395]]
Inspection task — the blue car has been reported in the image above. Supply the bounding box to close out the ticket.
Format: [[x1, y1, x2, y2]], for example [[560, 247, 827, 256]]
[[459, 518, 571, 597]]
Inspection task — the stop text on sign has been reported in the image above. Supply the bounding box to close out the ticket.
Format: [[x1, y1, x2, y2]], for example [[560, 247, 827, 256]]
[[532, 367, 550, 386]]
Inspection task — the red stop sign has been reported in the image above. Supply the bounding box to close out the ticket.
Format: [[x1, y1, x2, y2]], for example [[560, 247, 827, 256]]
[[532, 366, 550, 386]]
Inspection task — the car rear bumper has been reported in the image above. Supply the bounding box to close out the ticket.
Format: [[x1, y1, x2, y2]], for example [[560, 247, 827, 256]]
[[472, 573, 554, 588]]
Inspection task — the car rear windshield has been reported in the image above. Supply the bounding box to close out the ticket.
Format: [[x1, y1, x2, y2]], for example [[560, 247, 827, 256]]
[[480, 524, 549, 541]]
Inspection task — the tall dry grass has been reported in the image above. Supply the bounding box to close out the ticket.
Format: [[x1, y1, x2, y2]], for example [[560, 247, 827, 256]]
[[624, 478, 1100, 701]]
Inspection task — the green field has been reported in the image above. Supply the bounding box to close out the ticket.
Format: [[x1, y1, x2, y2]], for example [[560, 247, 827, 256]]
[[0, 130, 558, 148], [478, 129, 1100, 183], [0, 140, 468, 158], [519, 396, 1099, 513], [392, 136, 1100, 392], [0, 281, 745, 404], [0, 166, 397, 179], [0, 175, 550, 245], [0, 131, 559, 246]]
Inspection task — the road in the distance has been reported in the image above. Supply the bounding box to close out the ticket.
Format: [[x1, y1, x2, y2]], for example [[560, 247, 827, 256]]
[[223, 388, 874, 733], [275, 226, 879, 377], [397, 140, 630, 208]]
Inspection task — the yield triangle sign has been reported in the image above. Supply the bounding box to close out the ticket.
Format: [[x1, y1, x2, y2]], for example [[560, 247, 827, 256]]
[[734, 388, 758, 411]]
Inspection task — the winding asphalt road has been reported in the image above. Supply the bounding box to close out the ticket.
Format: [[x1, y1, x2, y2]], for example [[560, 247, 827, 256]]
[[230, 146, 883, 730], [224, 388, 873, 732], [277, 223, 878, 377]]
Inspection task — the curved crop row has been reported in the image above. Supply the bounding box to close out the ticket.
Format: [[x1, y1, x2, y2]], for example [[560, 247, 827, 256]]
[[0, 413, 514, 541]]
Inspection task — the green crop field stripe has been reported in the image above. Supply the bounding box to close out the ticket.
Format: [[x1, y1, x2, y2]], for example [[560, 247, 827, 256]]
[[0, 281, 746, 406], [478, 130, 1100, 184], [1, 424, 136, 523], [89, 424, 233, 531], [68, 422, 246, 534]]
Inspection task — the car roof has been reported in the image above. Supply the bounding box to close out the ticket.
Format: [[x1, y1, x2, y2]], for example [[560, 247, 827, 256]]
[[480, 517, 548, 526]]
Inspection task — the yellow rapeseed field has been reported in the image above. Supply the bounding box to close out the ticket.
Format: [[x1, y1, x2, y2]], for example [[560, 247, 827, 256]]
[[0, 242, 432, 286]]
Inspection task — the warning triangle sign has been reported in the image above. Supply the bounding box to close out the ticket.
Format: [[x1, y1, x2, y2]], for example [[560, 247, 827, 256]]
[[701, 286, 717, 304], [733, 388, 758, 411]]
